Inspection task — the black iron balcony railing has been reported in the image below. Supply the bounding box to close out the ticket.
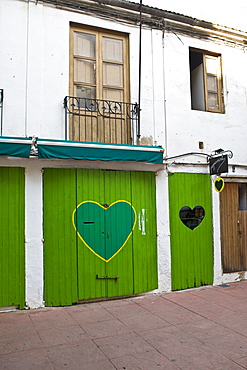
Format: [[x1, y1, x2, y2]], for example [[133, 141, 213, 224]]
[[0, 89, 3, 136], [64, 96, 139, 145]]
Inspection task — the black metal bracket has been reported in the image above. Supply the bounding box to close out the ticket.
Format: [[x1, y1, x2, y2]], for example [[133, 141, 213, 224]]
[[165, 149, 233, 162], [96, 275, 119, 281]]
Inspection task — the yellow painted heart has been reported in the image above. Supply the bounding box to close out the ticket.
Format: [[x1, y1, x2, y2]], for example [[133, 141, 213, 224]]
[[72, 200, 137, 262]]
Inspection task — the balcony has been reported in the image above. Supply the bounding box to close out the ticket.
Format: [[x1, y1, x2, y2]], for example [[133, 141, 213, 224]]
[[0, 91, 164, 164], [64, 96, 139, 145]]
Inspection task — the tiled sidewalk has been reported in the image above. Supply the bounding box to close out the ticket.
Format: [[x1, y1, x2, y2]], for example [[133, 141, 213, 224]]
[[1, 281, 247, 369]]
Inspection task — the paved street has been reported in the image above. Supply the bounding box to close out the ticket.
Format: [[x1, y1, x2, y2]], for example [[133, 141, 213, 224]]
[[1, 281, 247, 369]]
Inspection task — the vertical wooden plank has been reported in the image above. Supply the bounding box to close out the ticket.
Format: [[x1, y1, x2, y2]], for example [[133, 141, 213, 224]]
[[169, 173, 213, 290], [44, 168, 78, 306], [105, 170, 134, 297], [76, 169, 107, 300], [131, 171, 158, 293], [220, 183, 240, 272], [0, 168, 25, 308], [240, 211, 247, 270]]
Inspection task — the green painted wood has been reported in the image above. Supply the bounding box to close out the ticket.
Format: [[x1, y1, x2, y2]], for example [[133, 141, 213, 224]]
[[131, 172, 158, 293], [104, 170, 134, 298], [0, 167, 25, 308], [74, 200, 135, 262], [76, 169, 107, 300], [168, 173, 213, 290], [43, 169, 78, 306], [44, 168, 157, 305], [76, 169, 135, 299]]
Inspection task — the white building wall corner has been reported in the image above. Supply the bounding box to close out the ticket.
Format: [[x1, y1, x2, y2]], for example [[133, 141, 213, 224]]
[[155, 169, 171, 293], [212, 180, 223, 286], [25, 165, 44, 309]]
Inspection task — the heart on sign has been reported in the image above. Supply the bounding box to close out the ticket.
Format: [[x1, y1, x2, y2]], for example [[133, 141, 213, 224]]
[[72, 200, 137, 262], [214, 177, 225, 192], [179, 206, 205, 230]]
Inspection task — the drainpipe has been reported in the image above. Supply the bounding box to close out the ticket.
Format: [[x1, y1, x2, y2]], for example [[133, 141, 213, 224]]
[[0, 89, 3, 136], [162, 28, 168, 156], [137, 0, 142, 144], [25, 1, 30, 137]]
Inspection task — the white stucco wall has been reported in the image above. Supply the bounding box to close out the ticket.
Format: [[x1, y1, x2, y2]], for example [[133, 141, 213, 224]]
[[163, 30, 247, 162], [1, 1, 247, 159]]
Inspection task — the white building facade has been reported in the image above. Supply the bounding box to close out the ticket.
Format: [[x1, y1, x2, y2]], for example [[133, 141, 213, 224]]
[[1, 0, 247, 309]]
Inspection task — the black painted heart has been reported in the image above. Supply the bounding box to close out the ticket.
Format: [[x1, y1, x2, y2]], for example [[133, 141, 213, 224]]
[[214, 178, 224, 192], [179, 206, 205, 230]]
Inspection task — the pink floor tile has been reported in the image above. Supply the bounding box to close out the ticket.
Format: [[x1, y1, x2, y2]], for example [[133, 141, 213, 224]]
[[30, 309, 78, 329], [81, 318, 132, 339], [94, 332, 154, 359], [111, 350, 180, 369], [137, 325, 203, 352], [37, 325, 90, 347], [0, 348, 53, 370], [176, 317, 233, 341], [68, 306, 115, 324], [105, 302, 149, 320], [0, 331, 43, 355], [45, 341, 107, 368], [118, 312, 170, 331], [201, 332, 247, 361]]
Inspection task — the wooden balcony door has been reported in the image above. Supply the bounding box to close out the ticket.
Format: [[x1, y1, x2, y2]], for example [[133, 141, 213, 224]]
[[70, 26, 131, 144]]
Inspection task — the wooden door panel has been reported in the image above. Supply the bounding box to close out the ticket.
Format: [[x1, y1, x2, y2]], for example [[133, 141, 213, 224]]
[[238, 211, 247, 270], [0, 168, 25, 308], [169, 173, 213, 290], [220, 183, 240, 272], [44, 169, 78, 306], [69, 110, 131, 144], [131, 171, 158, 293], [76, 169, 107, 300]]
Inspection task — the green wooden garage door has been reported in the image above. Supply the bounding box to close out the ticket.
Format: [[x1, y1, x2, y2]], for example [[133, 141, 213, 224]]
[[0, 167, 25, 308], [168, 173, 213, 291], [44, 168, 157, 306]]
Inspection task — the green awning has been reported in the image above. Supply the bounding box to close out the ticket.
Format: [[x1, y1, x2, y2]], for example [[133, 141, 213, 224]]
[[37, 139, 164, 164], [0, 137, 32, 158]]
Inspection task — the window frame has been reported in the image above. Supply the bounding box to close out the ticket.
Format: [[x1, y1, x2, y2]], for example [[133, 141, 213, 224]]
[[70, 23, 130, 104], [189, 47, 224, 114]]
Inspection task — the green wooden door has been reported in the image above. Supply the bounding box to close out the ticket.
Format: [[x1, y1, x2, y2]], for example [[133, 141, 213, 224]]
[[168, 173, 213, 291], [0, 167, 25, 308], [44, 168, 157, 306], [44, 169, 78, 306], [75, 170, 135, 299]]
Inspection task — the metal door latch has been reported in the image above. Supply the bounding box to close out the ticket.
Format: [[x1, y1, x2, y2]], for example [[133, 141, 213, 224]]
[[96, 275, 119, 281]]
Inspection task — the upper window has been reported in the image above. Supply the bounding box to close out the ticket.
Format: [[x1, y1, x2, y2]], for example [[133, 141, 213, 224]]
[[189, 48, 224, 113], [69, 25, 132, 144], [71, 26, 129, 103]]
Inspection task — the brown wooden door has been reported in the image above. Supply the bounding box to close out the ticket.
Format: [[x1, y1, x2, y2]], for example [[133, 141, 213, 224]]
[[220, 182, 247, 272]]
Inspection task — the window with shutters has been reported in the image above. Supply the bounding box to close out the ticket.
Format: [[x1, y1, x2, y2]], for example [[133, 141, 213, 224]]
[[189, 48, 224, 113], [68, 25, 133, 144]]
